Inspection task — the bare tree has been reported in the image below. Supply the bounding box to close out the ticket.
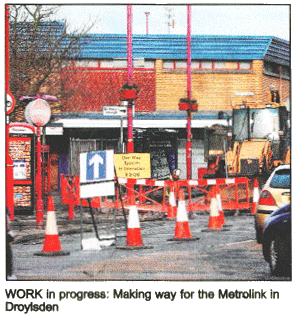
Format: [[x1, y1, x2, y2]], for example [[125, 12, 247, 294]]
[[9, 4, 96, 121]]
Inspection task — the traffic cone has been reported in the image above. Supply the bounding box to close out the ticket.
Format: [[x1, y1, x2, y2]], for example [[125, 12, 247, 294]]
[[202, 186, 229, 232], [169, 189, 199, 241], [216, 186, 226, 226], [251, 179, 259, 215], [34, 196, 70, 256], [167, 185, 177, 218], [117, 193, 151, 249]]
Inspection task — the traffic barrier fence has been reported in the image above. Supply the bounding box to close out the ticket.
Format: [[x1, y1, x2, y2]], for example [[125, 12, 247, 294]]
[[60, 174, 252, 219]]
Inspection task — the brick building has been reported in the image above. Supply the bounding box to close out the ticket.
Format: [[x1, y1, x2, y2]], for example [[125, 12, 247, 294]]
[[44, 33, 290, 184]]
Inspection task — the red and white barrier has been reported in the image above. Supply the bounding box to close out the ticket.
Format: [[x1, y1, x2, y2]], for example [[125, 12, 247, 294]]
[[60, 174, 252, 217]]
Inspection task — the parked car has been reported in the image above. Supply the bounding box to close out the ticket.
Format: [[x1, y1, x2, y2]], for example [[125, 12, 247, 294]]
[[262, 203, 291, 276], [254, 164, 290, 243]]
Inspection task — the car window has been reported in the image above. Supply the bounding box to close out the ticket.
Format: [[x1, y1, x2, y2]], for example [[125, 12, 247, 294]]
[[270, 169, 290, 189]]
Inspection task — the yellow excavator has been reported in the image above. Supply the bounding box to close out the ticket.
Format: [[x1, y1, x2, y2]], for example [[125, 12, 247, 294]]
[[204, 99, 290, 178]]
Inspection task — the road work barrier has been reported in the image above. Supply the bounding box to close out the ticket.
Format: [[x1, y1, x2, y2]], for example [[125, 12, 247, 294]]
[[60, 174, 102, 219], [60, 174, 252, 218]]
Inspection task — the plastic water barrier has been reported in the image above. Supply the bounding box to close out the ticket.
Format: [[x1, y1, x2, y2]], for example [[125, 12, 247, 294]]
[[60, 174, 252, 217]]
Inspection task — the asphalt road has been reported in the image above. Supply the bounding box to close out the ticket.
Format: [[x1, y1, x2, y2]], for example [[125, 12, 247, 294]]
[[11, 213, 291, 281]]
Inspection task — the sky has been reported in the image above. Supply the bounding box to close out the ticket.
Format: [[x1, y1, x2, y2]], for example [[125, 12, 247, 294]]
[[52, 4, 290, 41]]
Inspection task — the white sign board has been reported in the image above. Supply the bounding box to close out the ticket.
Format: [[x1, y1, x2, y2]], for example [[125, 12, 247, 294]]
[[103, 106, 127, 117], [80, 150, 115, 198]]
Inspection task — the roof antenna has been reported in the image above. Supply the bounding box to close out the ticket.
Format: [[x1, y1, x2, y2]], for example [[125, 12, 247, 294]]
[[164, 7, 174, 34]]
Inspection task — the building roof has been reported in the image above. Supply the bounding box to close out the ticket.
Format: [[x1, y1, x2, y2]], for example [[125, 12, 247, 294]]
[[79, 34, 290, 66], [11, 21, 290, 66], [52, 110, 230, 129]]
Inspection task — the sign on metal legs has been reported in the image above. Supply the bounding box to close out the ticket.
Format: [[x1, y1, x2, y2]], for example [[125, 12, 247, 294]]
[[80, 150, 115, 198]]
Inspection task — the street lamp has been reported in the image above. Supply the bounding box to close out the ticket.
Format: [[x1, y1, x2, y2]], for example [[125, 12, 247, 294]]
[[25, 98, 51, 227]]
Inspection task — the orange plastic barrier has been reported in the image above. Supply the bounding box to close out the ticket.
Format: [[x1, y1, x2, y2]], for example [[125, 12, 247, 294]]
[[60, 174, 252, 218]]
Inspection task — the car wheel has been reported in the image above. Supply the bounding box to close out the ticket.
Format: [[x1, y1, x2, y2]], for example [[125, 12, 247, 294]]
[[268, 235, 290, 276]]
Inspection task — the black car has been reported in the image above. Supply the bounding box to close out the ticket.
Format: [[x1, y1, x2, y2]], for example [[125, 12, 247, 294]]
[[262, 203, 291, 277]]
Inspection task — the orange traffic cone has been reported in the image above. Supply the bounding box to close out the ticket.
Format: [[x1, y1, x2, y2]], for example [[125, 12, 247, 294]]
[[216, 186, 226, 226], [34, 196, 70, 256], [117, 193, 151, 249], [203, 186, 229, 232], [169, 189, 199, 241], [167, 185, 177, 218], [251, 179, 259, 214]]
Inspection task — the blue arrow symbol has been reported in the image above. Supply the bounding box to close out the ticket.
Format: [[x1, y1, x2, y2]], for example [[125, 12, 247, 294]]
[[89, 154, 104, 179]]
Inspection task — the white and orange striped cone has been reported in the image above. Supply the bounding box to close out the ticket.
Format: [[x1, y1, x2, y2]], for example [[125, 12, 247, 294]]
[[117, 193, 152, 249], [34, 196, 70, 256], [202, 186, 229, 232], [169, 189, 199, 241], [167, 186, 177, 219], [251, 179, 259, 215], [216, 186, 226, 226]]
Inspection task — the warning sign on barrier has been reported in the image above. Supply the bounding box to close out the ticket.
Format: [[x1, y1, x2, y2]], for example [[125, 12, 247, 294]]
[[114, 153, 151, 179], [80, 150, 115, 198]]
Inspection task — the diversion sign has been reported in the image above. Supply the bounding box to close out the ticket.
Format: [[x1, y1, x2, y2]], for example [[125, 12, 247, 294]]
[[114, 153, 151, 179]]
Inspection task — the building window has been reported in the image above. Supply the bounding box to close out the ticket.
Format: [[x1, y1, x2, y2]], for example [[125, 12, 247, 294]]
[[175, 60, 187, 68], [75, 59, 99, 68], [163, 59, 252, 71], [200, 61, 212, 69], [100, 59, 113, 68], [281, 66, 290, 79], [264, 61, 290, 79], [214, 61, 239, 69], [239, 61, 252, 69], [99, 58, 154, 69], [163, 60, 174, 69], [264, 61, 280, 76], [113, 59, 128, 68], [191, 61, 200, 69]]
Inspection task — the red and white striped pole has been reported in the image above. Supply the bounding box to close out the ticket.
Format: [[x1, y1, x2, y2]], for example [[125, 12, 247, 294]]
[[186, 4, 192, 179], [126, 4, 134, 153], [5, 4, 14, 220]]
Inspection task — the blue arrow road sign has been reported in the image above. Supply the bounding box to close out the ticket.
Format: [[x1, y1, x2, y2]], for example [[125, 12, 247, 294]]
[[86, 151, 106, 181], [80, 150, 114, 184], [80, 150, 115, 198]]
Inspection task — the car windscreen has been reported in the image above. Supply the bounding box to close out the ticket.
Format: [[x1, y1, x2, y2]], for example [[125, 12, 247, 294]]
[[270, 169, 290, 189]]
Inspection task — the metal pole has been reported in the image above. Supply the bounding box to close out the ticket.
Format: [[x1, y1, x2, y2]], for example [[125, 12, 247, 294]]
[[87, 198, 100, 240], [186, 4, 192, 180], [5, 4, 14, 220], [36, 126, 44, 226], [126, 4, 134, 153], [145, 12, 150, 35], [120, 116, 124, 152]]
